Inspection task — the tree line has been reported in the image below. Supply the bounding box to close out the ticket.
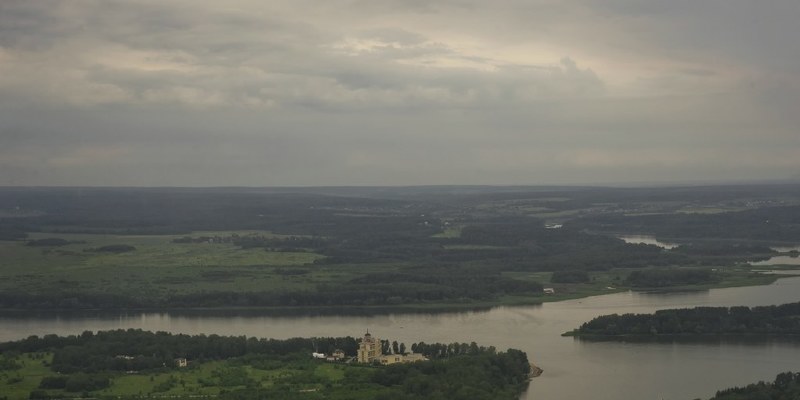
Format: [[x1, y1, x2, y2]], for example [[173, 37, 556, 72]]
[[707, 371, 800, 400], [624, 268, 720, 288], [1, 329, 531, 400], [569, 302, 800, 337], [0, 329, 359, 373], [572, 205, 800, 243]]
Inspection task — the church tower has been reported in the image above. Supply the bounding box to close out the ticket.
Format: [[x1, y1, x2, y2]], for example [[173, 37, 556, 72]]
[[357, 331, 380, 363]]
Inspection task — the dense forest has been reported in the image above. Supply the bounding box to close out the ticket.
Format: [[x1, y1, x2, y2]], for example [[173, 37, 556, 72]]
[[624, 268, 720, 288], [1, 185, 799, 310], [0, 329, 531, 400], [705, 372, 800, 400], [571, 205, 800, 243], [567, 302, 800, 337], [1, 330, 358, 374]]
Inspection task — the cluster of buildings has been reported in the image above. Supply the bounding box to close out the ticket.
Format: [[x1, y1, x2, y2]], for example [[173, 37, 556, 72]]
[[357, 331, 427, 365], [312, 331, 428, 365], [312, 349, 347, 362]]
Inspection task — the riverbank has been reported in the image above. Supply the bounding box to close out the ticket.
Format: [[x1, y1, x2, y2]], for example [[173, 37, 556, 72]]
[[0, 269, 793, 316]]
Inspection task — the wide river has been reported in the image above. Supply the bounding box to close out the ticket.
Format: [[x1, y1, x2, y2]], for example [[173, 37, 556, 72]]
[[3, 277, 800, 400]]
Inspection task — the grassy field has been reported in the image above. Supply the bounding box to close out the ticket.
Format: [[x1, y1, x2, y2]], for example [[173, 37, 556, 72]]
[[0, 353, 53, 399], [442, 244, 511, 250], [0, 352, 375, 400], [0, 231, 324, 299]]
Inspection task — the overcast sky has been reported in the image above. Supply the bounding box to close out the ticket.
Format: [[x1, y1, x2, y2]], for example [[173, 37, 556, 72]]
[[1, 0, 798, 186]]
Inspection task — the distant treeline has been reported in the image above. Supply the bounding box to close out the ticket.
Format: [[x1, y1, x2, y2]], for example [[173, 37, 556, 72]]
[[571, 205, 800, 243], [441, 222, 682, 271], [173, 234, 327, 252], [0, 187, 688, 271], [672, 243, 774, 257], [0, 261, 546, 310], [0, 188, 435, 236], [568, 302, 800, 337], [169, 271, 542, 307], [25, 238, 72, 247], [0, 292, 146, 310], [84, 244, 136, 253]]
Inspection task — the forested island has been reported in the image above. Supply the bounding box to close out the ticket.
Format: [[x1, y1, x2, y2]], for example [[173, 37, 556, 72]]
[[0, 185, 798, 311], [565, 302, 800, 338], [703, 371, 800, 400], [0, 329, 531, 400]]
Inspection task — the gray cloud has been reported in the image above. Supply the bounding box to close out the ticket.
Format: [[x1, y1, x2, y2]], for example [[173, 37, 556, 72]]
[[0, 0, 798, 186]]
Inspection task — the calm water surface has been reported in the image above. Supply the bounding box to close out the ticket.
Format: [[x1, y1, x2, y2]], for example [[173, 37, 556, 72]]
[[3, 277, 800, 400]]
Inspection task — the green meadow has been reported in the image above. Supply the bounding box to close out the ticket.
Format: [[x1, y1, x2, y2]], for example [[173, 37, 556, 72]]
[[0, 352, 380, 400], [0, 231, 325, 300]]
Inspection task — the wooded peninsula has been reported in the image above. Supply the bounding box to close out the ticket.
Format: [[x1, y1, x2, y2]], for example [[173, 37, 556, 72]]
[[704, 372, 800, 400], [0, 329, 531, 400], [565, 302, 800, 338]]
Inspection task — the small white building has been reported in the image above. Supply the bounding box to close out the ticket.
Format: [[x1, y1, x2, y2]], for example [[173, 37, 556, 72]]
[[332, 349, 346, 360]]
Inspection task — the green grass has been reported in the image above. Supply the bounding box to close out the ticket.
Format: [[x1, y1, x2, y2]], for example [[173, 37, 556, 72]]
[[676, 206, 749, 214], [98, 360, 240, 396], [529, 209, 583, 218], [0, 353, 53, 399], [431, 226, 462, 238], [442, 244, 510, 250], [0, 355, 360, 400], [0, 231, 324, 298], [0, 230, 425, 307]]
